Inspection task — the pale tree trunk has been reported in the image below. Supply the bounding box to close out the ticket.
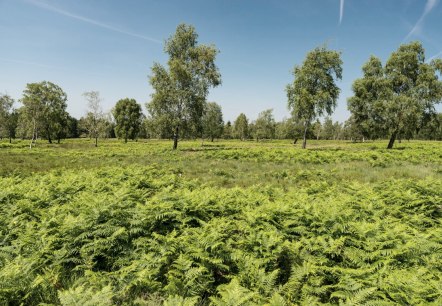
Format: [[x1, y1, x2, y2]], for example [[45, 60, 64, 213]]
[[302, 121, 309, 149], [30, 119, 36, 149]]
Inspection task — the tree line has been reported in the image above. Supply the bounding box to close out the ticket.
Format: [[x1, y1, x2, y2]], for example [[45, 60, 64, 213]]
[[1, 24, 441, 149]]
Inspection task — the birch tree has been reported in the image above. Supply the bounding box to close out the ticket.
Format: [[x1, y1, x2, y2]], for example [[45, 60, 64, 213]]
[[286, 46, 343, 148]]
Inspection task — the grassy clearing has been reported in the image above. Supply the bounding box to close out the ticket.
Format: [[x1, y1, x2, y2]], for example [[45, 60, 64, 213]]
[[0, 139, 441, 305], [1, 139, 441, 187]]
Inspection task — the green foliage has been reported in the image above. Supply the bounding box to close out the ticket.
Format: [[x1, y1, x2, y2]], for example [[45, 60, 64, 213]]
[[287, 46, 343, 148], [0, 142, 441, 305], [253, 109, 275, 140], [233, 113, 249, 140], [147, 23, 221, 148], [203, 102, 224, 141], [348, 42, 442, 148], [113, 98, 143, 142], [20, 81, 69, 144], [0, 94, 18, 142]]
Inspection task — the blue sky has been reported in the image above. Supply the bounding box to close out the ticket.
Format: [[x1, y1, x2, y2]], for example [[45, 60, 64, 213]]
[[1, 0, 441, 122]]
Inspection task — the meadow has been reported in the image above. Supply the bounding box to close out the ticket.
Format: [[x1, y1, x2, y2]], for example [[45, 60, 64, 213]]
[[0, 139, 441, 305]]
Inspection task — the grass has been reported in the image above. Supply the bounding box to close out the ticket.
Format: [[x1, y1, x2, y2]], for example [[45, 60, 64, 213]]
[[1, 138, 441, 188], [1, 138, 441, 305]]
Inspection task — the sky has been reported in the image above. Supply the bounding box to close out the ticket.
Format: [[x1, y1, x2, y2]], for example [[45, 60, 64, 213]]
[[1, 0, 442, 123]]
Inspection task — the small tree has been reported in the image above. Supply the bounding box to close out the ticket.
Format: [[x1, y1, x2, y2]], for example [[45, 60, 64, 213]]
[[148, 23, 221, 149], [286, 46, 343, 148], [202, 102, 224, 142], [83, 91, 104, 147], [233, 113, 249, 141], [113, 98, 143, 143], [21, 81, 69, 147], [222, 121, 233, 139], [0, 94, 18, 143], [254, 109, 275, 140]]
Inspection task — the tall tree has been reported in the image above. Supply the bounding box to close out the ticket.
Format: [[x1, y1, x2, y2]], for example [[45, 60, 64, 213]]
[[21, 81, 68, 147], [384, 42, 442, 148], [148, 23, 221, 149], [286, 46, 343, 148], [233, 113, 249, 141], [113, 98, 142, 143], [83, 91, 104, 147], [347, 56, 387, 141], [0, 94, 18, 143], [202, 102, 224, 142], [348, 42, 442, 149]]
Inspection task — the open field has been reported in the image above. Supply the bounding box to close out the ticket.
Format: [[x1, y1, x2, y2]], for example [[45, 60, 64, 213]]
[[0, 139, 441, 305]]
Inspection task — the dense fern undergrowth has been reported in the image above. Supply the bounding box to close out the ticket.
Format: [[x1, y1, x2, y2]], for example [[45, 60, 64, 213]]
[[1, 147, 441, 305]]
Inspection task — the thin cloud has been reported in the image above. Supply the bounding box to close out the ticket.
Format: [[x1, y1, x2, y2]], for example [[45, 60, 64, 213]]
[[339, 0, 344, 25], [404, 0, 439, 41], [428, 51, 442, 62], [0, 57, 55, 68], [25, 0, 162, 44]]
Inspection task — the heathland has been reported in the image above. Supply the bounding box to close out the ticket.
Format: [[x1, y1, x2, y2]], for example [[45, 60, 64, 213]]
[[0, 139, 441, 305]]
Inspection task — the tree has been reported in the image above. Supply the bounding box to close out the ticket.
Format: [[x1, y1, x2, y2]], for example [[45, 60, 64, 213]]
[[384, 42, 442, 148], [322, 117, 335, 140], [416, 112, 442, 140], [312, 119, 322, 140], [286, 46, 343, 148], [347, 56, 387, 141], [66, 115, 79, 138], [254, 109, 275, 140], [275, 118, 296, 140], [0, 94, 18, 143], [223, 121, 233, 139], [83, 91, 104, 147], [113, 98, 142, 143], [348, 42, 442, 149], [21, 81, 69, 147], [148, 23, 221, 149], [233, 113, 249, 141], [202, 102, 224, 142]]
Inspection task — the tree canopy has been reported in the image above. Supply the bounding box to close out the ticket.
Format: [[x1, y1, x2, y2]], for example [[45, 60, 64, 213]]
[[202, 102, 224, 142], [286, 46, 343, 148], [348, 41, 442, 148], [147, 23, 221, 149], [20, 81, 68, 146], [113, 98, 143, 143]]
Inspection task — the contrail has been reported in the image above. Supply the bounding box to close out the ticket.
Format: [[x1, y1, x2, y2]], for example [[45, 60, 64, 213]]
[[428, 51, 442, 62], [339, 0, 344, 25], [404, 0, 439, 41], [0, 57, 56, 68], [25, 0, 162, 44]]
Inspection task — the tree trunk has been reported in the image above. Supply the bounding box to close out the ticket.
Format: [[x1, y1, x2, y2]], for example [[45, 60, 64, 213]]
[[9, 137, 12, 144], [387, 130, 398, 149], [211, 136, 214, 142], [293, 138, 298, 144], [302, 121, 308, 149], [95, 137, 98, 147], [30, 119, 36, 149], [173, 126, 179, 150]]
